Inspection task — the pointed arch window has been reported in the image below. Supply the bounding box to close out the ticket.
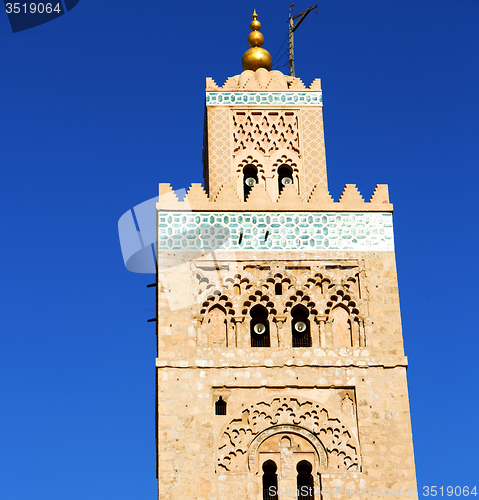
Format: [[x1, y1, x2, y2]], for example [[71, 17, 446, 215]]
[[291, 305, 311, 347], [262, 460, 278, 500], [278, 164, 294, 195], [297, 460, 314, 500], [204, 306, 227, 347], [250, 304, 270, 347], [331, 305, 352, 347], [243, 165, 258, 201]]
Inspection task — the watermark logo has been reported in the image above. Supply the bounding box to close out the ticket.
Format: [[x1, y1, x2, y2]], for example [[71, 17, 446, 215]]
[[118, 195, 160, 274], [268, 486, 418, 498], [3, 0, 79, 33], [118, 189, 235, 311]]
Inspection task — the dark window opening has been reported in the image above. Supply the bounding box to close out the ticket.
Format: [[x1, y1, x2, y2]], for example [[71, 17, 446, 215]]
[[278, 165, 293, 195], [275, 283, 282, 295], [262, 460, 278, 500], [292, 305, 311, 347], [297, 460, 314, 500], [243, 165, 258, 201], [215, 396, 227, 415], [251, 304, 270, 347]]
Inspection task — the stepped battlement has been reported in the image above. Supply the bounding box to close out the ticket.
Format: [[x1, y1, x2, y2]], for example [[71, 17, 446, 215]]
[[157, 182, 392, 212]]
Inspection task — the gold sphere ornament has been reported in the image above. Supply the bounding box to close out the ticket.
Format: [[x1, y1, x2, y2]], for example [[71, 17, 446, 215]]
[[248, 30, 264, 48], [242, 10, 272, 72], [250, 18, 261, 31]]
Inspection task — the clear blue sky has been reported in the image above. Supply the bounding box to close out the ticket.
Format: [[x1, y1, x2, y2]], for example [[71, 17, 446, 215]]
[[1, 1, 478, 498]]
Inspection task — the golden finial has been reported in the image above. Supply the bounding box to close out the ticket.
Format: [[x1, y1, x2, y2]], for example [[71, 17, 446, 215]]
[[242, 10, 272, 72]]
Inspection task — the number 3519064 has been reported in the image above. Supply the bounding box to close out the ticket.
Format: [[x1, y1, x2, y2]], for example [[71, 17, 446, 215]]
[[423, 486, 477, 496], [5, 3, 62, 14]]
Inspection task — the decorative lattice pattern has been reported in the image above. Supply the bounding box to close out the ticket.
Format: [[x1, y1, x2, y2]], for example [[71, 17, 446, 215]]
[[206, 108, 231, 198], [233, 110, 300, 156], [158, 212, 394, 252], [301, 109, 327, 198], [206, 92, 323, 107], [216, 396, 359, 472]]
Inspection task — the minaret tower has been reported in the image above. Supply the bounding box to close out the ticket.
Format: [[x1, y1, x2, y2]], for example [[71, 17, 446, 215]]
[[157, 12, 417, 500]]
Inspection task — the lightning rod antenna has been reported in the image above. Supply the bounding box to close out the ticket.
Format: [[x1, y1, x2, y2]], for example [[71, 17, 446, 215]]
[[288, 4, 317, 77]]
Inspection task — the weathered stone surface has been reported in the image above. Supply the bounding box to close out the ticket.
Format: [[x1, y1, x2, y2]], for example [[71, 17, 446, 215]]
[[157, 251, 417, 498], [156, 66, 416, 499]]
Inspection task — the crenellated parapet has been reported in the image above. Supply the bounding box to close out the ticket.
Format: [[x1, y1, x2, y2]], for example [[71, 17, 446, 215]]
[[206, 68, 322, 93], [157, 182, 392, 212]]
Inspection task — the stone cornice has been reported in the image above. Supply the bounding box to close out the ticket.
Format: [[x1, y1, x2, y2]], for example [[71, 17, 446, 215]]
[[156, 356, 408, 369]]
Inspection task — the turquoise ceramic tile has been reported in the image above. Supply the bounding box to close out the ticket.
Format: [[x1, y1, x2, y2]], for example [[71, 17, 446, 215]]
[[206, 92, 323, 107], [157, 212, 394, 252]]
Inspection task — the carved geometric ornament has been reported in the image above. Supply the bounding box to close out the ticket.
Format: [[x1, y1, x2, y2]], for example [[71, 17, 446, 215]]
[[216, 396, 359, 473]]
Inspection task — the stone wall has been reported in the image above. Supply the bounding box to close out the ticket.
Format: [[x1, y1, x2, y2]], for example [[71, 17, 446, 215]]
[[157, 250, 417, 499]]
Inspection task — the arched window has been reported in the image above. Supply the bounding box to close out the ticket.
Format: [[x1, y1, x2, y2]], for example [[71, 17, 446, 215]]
[[275, 283, 282, 295], [250, 304, 270, 347], [278, 164, 293, 195], [204, 306, 227, 347], [262, 460, 278, 500], [291, 305, 311, 347], [331, 306, 352, 347], [243, 165, 258, 201], [215, 396, 227, 415], [296, 460, 314, 500]]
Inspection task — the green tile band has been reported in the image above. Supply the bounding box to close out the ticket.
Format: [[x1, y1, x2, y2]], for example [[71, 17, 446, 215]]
[[206, 92, 323, 106], [158, 212, 394, 251]]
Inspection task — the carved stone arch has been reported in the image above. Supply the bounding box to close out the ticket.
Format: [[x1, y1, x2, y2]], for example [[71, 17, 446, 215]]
[[235, 154, 265, 177], [324, 286, 367, 347], [329, 304, 352, 348], [219, 274, 249, 298], [305, 272, 326, 293], [247, 424, 328, 473], [283, 285, 319, 316], [203, 304, 228, 347], [326, 293, 367, 348], [208, 302, 227, 313], [263, 267, 293, 292], [240, 289, 278, 316], [235, 154, 266, 200], [325, 285, 361, 317], [200, 289, 235, 316], [215, 395, 359, 473], [271, 154, 301, 200], [271, 154, 300, 176], [265, 274, 291, 296]]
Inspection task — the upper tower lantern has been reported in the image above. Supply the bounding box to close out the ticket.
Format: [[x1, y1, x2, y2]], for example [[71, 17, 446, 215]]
[[203, 11, 326, 202]]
